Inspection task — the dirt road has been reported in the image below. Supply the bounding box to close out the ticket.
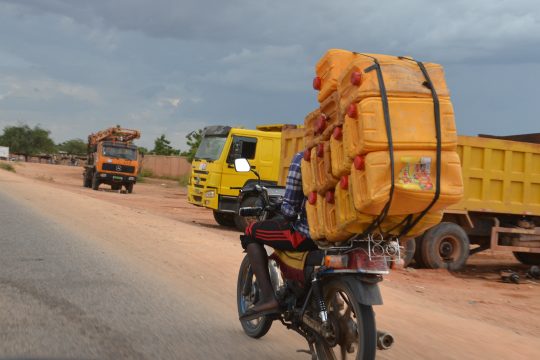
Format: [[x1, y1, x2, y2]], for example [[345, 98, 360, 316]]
[[1, 162, 539, 359]]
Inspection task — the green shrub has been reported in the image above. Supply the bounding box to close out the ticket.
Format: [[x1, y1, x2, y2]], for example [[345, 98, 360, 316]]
[[0, 163, 15, 172], [178, 174, 190, 187], [140, 168, 154, 177]]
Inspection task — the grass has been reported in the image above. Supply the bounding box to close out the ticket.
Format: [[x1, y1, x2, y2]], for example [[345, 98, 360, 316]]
[[35, 174, 55, 182], [0, 162, 16, 172], [178, 174, 190, 187], [137, 169, 190, 187], [140, 169, 154, 177]]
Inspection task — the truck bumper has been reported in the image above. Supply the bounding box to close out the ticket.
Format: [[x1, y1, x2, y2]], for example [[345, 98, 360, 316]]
[[187, 185, 220, 210], [96, 172, 137, 184]]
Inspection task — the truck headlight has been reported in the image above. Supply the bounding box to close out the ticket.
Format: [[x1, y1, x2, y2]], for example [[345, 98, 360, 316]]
[[204, 190, 215, 198], [128, 177, 135, 180], [100, 173, 107, 178]]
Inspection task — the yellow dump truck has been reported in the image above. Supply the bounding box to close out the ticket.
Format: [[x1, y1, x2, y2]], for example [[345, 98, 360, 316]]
[[276, 129, 540, 268], [187, 125, 283, 229], [419, 135, 540, 268]]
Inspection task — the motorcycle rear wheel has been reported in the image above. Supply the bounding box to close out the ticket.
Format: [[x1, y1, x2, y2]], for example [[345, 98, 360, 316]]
[[236, 255, 273, 338], [314, 280, 377, 360]]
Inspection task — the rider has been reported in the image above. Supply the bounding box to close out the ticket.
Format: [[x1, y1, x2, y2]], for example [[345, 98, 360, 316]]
[[239, 151, 317, 320]]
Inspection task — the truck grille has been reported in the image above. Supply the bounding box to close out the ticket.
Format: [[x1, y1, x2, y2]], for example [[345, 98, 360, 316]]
[[102, 163, 135, 174]]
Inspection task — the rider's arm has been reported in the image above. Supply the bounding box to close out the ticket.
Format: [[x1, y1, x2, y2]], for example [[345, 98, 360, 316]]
[[281, 152, 304, 222]]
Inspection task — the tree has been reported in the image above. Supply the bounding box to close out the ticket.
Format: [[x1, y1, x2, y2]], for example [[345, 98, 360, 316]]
[[137, 146, 148, 155], [180, 129, 203, 162], [151, 134, 179, 156], [0, 124, 56, 161], [57, 138, 87, 156]]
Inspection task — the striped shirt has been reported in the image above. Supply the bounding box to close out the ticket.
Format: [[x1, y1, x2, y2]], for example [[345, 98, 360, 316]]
[[281, 151, 311, 239]]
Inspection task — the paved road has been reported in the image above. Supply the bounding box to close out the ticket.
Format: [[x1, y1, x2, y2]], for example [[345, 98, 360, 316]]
[[0, 190, 303, 360]]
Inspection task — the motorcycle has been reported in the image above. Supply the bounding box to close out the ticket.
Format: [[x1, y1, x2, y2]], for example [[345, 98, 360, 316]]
[[234, 158, 395, 360]]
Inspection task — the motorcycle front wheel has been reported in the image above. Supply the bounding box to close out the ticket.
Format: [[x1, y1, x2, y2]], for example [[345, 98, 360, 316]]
[[314, 280, 377, 360], [236, 255, 273, 338]]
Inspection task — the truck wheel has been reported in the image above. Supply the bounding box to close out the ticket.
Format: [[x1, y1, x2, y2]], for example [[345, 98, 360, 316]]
[[213, 211, 236, 227], [125, 183, 134, 194], [413, 235, 427, 268], [400, 238, 416, 268], [234, 196, 260, 232], [513, 252, 540, 265], [83, 174, 91, 188], [421, 222, 469, 271], [91, 173, 100, 191]]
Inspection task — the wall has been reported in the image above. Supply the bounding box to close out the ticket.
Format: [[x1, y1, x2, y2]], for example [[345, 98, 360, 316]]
[[141, 155, 191, 178]]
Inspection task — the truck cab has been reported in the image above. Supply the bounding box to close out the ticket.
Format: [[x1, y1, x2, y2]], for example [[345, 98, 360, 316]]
[[187, 125, 282, 228], [83, 127, 141, 193]]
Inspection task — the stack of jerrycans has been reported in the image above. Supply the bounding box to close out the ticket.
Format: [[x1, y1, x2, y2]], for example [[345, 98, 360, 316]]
[[302, 49, 464, 243]]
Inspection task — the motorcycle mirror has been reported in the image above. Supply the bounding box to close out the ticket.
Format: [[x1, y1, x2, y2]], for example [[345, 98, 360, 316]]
[[234, 158, 251, 172]]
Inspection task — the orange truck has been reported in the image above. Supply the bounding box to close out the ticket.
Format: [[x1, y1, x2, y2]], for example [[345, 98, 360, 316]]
[[83, 126, 141, 193]]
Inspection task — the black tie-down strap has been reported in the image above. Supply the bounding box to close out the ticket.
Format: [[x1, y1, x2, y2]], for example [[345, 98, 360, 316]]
[[395, 58, 443, 237], [356, 54, 396, 236]]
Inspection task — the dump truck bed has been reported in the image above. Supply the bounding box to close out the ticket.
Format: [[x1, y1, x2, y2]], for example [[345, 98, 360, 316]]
[[450, 135, 540, 216], [278, 127, 305, 186]]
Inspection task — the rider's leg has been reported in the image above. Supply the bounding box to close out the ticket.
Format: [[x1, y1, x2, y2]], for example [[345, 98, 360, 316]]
[[245, 243, 279, 312]]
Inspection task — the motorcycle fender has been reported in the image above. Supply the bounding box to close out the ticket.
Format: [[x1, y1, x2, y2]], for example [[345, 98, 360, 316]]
[[341, 276, 383, 306]]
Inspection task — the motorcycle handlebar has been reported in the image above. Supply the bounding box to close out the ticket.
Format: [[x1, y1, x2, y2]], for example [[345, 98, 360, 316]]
[[239, 206, 263, 217]]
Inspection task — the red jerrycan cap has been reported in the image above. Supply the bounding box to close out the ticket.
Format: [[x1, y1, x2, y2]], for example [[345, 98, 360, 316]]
[[354, 155, 365, 171], [315, 114, 327, 134], [350, 71, 362, 86], [303, 148, 311, 162], [313, 77, 322, 90], [347, 103, 358, 118], [317, 143, 324, 158], [325, 190, 335, 204], [340, 175, 349, 189], [308, 191, 317, 205], [332, 126, 343, 140]]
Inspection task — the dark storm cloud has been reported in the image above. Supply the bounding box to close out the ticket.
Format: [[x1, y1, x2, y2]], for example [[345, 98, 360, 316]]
[[0, 0, 539, 148], [7, 0, 540, 62]]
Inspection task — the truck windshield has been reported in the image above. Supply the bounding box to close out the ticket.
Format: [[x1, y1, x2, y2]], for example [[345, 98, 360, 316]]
[[194, 136, 227, 161], [103, 145, 138, 160]]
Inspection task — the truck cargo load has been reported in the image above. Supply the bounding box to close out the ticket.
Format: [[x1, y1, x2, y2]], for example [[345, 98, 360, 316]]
[[83, 126, 141, 193]]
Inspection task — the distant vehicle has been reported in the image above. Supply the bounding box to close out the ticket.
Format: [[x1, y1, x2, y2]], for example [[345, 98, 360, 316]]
[[187, 124, 284, 230], [0, 146, 8, 160], [83, 126, 141, 193]]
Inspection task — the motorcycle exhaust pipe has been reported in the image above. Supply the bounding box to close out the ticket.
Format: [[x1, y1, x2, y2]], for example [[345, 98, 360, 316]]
[[377, 330, 394, 350]]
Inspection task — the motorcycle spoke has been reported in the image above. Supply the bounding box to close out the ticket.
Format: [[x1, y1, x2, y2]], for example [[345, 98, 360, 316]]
[[340, 345, 347, 360]]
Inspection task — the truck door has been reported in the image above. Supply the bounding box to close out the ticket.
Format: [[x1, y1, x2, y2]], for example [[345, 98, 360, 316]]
[[221, 135, 258, 197]]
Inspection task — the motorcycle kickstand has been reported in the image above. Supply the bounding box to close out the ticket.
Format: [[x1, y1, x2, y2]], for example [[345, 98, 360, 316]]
[[297, 341, 317, 360]]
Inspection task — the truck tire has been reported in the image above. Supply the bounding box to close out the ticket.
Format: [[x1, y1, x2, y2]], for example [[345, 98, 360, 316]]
[[234, 196, 260, 232], [91, 172, 100, 191], [413, 235, 427, 268], [513, 252, 540, 265], [213, 211, 236, 227], [83, 173, 91, 188], [400, 238, 416, 268], [421, 222, 469, 271], [125, 183, 134, 194]]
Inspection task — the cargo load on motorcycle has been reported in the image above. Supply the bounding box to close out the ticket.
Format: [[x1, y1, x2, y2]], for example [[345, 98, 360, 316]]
[[302, 49, 464, 243]]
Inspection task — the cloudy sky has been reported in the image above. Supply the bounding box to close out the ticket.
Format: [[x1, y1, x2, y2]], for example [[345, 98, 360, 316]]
[[0, 0, 539, 149]]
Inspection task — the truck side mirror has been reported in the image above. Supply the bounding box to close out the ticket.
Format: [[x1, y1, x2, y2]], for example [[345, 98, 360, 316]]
[[234, 158, 251, 172]]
